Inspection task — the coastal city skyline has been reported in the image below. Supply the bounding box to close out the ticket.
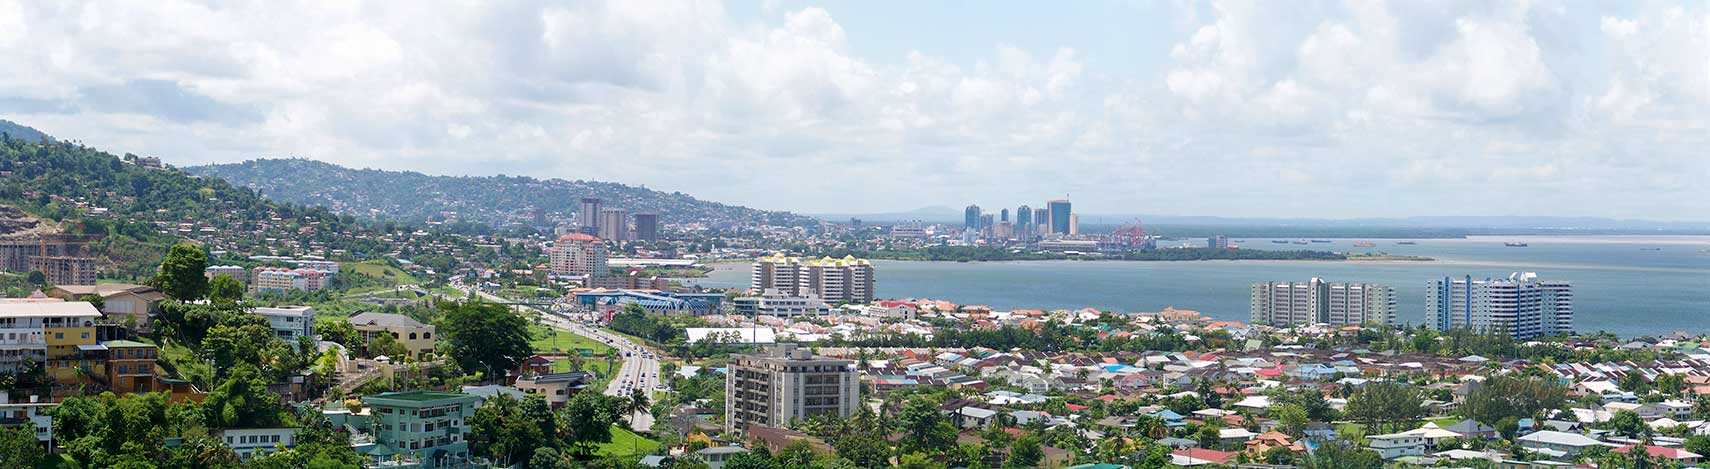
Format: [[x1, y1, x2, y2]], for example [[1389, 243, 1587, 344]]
[[4, 2, 1710, 220], [3, 2, 1710, 469]]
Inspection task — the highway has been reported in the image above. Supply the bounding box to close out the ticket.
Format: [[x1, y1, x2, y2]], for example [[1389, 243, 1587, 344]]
[[433, 281, 661, 429]]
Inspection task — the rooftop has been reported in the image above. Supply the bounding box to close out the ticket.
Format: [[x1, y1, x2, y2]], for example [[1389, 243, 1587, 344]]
[[350, 312, 428, 328], [363, 391, 478, 405], [0, 301, 102, 318]]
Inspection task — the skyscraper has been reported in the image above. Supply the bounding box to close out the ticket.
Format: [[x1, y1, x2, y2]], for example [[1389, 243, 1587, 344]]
[[1426, 272, 1572, 339], [1015, 205, 1032, 239], [578, 197, 603, 232], [1250, 279, 1396, 327], [598, 208, 628, 241], [964, 205, 981, 232], [1033, 208, 1049, 234], [1000, 208, 1009, 223], [549, 233, 608, 277], [978, 214, 994, 234], [1047, 200, 1071, 235], [632, 213, 659, 242], [725, 344, 858, 434]]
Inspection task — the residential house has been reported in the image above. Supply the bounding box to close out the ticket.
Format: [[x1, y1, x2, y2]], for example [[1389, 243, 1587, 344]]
[[513, 371, 593, 408], [349, 312, 436, 357], [1367, 432, 1426, 459], [46, 284, 165, 332]]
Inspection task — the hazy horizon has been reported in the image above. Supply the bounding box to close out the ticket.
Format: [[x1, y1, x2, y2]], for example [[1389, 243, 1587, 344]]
[[3, 1, 1707, 219]]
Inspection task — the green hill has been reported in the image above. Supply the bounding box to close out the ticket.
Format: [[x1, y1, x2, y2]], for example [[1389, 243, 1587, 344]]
[[0, 119, 53, 143], [187, 158, 814, 228], [0, 134, 389, 280]]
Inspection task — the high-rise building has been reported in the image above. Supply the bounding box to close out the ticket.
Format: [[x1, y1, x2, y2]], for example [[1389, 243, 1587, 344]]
[[752, 254, 875, 304], [725, 344, 858, 434], [1209, 235, 1230, 249], [598, 208, 628, 241], [964, 205, 981, 231], [632, 213, 659, 242], [1068, 213, 1080, 235], [1033, 208, 1049, 234], [578, 197, 603, 231], [999, 208, 1009, 223], [978, 214, 995, 234], [1047, 200, 1071, 235], [1250, 279, 1397, 327], [549, 233, 609, 277], [1426, 272, 1572, 339], [1015, 205, 1033, 239]]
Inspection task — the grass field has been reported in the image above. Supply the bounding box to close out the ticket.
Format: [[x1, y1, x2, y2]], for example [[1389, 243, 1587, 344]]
[[341, 261, 421, 285], [595, 425, 661, 457], [529, 324, 616, 356]]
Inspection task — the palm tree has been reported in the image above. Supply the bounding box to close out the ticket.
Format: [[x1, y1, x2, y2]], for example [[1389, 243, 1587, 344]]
[[627, 386, 651, 419]]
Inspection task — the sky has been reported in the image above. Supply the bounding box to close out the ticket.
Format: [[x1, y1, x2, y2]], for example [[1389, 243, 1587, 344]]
[[1, 1, 1707, 220]]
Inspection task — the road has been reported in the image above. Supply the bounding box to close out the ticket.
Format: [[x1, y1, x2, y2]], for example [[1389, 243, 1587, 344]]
[[430, 282, 661, 429]]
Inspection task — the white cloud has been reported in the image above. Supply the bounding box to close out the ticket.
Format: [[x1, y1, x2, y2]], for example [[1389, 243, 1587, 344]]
[[0, 0, 1706, 220]]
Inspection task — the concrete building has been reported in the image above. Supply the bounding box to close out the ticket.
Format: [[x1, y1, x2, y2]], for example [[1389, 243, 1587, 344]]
[[1368, 432, 1427, 459], [964, 205, 981, 232], [46, 283, 165, 332], [360, 391, 479, 468], [102, 340, 160, 394], [218, 427, 301, 461], [1047, 200, 1071, 235], [548, 233, 608, 277], [349, 312, 435, 357], [1250, 279, 1397, 327], [725, 344, 859, 434], [578, 197, 602, 232], [632, 213, 659, 242], [1015, 205, 1033, 240], [1033, 208, 1049, 235], [252, 267, 328, 293], [513, 371, 594, 408], [205, 265, 247, 283], [732, 289, 832, 318], [253, 306, 315, 341], [0, 391, 55, 442], [598, 208, 628, 242], [40, 256, 96, 286], [1427, 272, 1573, 339], [1208, 235, 1229, 249], [751, 254, 875, 304], [0, 236, 97, 285]]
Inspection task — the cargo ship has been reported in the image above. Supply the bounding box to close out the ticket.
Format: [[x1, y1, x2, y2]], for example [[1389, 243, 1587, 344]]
[[1352, 241, 1376, 247], [1505, 242, 1528, 247]]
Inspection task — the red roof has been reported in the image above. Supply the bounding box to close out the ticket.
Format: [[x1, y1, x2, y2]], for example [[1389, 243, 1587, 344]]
[[1172, 448, 1235, 464], [1614, 444, 1702, 460], [1065, 404, 1089, 411], [556, 233, 600, 242]]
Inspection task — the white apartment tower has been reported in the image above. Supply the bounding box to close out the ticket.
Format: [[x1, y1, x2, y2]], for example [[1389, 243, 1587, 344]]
[[1427, 272, 1572, 340], [1251, 278, 1397, 327], [725, 344, 859, 434], [751, 254, 875, 304]]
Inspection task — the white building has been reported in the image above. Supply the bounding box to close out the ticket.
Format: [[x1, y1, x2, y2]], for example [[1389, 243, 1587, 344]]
[[1368, 432, 1426, 459], [725, 344, 859, 434], [218, 427, 300, 461], [751, 254, 875, 304], [1427, 272, 1572, 339], [0, 391, 55, 442], [732, 289, 832, 318], [253, 306, 315, 341], [205, 265, 248, 282], [251, 267, 329, 293], [1250, 278, 1396, 327], [293, 260, 340, 273]]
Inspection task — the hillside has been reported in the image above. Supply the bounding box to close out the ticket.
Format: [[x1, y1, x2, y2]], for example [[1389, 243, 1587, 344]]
[[187, 158, 814, 228], [0, 136, 390, 280], [0, 119, 53, 143]]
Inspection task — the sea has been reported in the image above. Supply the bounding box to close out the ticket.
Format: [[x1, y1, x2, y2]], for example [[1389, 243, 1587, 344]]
[[689, 236, 1710, 338]]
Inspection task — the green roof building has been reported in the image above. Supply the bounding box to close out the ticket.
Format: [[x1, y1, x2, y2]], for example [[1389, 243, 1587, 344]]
[[360, 391, 481, 468]]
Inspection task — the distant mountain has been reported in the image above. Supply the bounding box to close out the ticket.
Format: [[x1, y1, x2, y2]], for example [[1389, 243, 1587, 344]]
[[187, 158, 815, 228], [0, 119, 53, 143]]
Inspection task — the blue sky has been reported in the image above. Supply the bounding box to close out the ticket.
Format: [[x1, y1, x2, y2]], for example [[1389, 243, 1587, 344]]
[[1, 1, 1706, 220]]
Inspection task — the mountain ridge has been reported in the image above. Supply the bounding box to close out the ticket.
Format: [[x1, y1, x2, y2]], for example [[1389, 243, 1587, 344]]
[[187, 158, 815, 228]]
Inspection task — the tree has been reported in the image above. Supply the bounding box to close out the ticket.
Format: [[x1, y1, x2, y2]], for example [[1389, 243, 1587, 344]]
[[208, 274, 244, 304], [1459, 376, 1568, 427], [0, 425, 43, 468], [1272, 403, 1309, 437], [528, 447, 573, 469], [365, 330, 407, 359], [438, 300, 534, 375], [561, 391, 623, 457], [24, 270, 45, 285], [470, 393, 558, 466], [158, 243, 210, 300], [1344, 381, 1425, 433], [1007, 434, 1043, 468], [1605, 409, 1648, 439], [832, 432, 891, 468], [625, 386, 652, 424], [202, 365, 287, 428], [1300, 442, 1382, 469], [897, 395, 958, 456]]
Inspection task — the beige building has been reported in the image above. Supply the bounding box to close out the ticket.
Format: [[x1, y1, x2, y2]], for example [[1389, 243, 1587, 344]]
[[750, 254, 875, 304], [512, 371, 593, 408], [46, 284, 165, 332], [548, 233, 609, 277], [349, 312, 435, 357], [725, 344, 859, 434]]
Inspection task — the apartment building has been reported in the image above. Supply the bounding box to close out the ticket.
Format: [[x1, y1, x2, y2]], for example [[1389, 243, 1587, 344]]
[[1250, 278, 1397, 327], [218, 427, 301, 461], [548, 233, 609, 277], [725, 344, 859, 434], [0, 391, 55, 443], [350, 312, 435, 357], [361, 391, 479, 468], [102, 340, 161, 394], [732, 289, 832, 318], [205, 265, 248, 282], [253, 306, 315, 341], [598, 208, 628, 242], [252, 267, 329, 293], [750, 254, 875, 304], [1427, 272, 1573, 340]]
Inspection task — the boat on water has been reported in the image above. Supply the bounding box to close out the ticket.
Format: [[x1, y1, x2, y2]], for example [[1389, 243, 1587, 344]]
[[1639, 247, 1662, 251], [1309, 239, 1332, 243], [1396, 241, 1418, 245], [1505, 242, 1529, 247], [1352, 242, 1376, 247], [1271, 240, 1290, 244], [1291, 240, 1309, 245]]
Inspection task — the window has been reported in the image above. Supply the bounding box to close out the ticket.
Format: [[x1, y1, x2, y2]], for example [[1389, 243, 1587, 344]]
[[409, 332, 417, 340]]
